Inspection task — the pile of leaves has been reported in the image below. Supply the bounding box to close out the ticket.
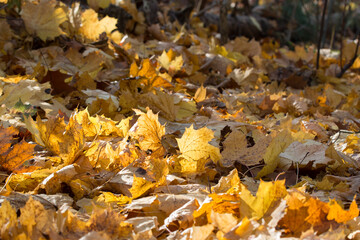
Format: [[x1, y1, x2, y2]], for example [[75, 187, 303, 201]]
[[1, 0, 360, 239]]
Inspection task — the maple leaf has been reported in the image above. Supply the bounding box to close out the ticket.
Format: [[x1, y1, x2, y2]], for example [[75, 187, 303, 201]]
[[130, 59, 173, 89], [158, 49, 184, 76], [94, 192, 131, 206], [142, 90, 177, 121], [0, 79, 52, 112], [21, 0, 67, 41], [0, 126, 37, 173], [132, 108, 165, 154], [212, 168, 243, 194], [19, 196, 55, 237], [0, 200, 17, 238], [79, 9, 117, 41], [34, 114, 85, 165], [85, 141, 118, 170], [129, 175, 156, 199], [193, 193, 241, 224], [8, 168, 55, 192], [194, 85, 207, 103], [73, 109, 124, 138], [279, 140, 333, 170], [327, 198, 359, 223], [257, 129, 314, 178], [176, 125, 221, 173], [239, 180, 287, 220]]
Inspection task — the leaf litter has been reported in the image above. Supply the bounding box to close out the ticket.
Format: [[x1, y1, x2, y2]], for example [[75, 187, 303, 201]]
[[0, 0, 360, 239]]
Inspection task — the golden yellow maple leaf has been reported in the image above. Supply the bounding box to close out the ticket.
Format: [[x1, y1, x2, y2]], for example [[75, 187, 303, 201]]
[[21, 0, 67, 41], [74, 109, 124, 138], [158, 49, 184, 75], [177, 125, 221, 173], [193, 193, 241, 223], [212, 169, 243, 194], [94, 192, 132, 206], [129, 156, 168, 199], [85, 141, 122, 170], [239, 180, 287, 219], [130, 59, 173, 89], [35, 114, 85, 165], [327, 198, 359, 223], [133, 108, 165, 154], [129, 175, 156, 199], [19, 196, 55, 237], [0, 200, 17, 238], [8, 168, 55, 192], [86, 206, 133, 238], [256, 129, 293, 178], [79, 8, 117, 41]]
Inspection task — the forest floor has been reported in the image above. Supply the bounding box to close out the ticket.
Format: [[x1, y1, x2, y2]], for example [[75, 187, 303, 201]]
[[1, 0, 360, 239]]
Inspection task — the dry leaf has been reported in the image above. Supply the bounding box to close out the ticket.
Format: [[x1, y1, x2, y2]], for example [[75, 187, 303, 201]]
[[176, 125, 221, 173], [21, 0, 67, 41]]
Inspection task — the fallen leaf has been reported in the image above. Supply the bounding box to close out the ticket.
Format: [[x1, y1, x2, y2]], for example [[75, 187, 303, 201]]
[[176, 125, 221, 173], [133, 108, 165, 155], [21, 0, 67, 41], [79, 8, 117, 41]]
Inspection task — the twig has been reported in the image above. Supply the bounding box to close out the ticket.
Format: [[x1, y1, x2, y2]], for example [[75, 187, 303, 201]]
[[336, 32, 360, 78], [339, 1, 349, 69], [296, 152, 309, 184], [193, 0, 218, 17], [286, 0, 299, 43], [220, 0, 230, 45], [321, 0, 335, 47], [0, 173, 13, 193], [316, 0, 328, 69]]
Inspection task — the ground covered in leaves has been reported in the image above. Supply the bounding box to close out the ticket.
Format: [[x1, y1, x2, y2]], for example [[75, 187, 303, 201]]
[[1, 0, 360, 239]]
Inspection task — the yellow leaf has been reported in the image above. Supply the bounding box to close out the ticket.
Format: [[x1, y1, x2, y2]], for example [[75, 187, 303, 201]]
[[131, 59, 173, 89], [21, 0, 67, 41], [234, 217, 253, 237], [0, 200, 17, 237], [85, 141, 123, 170], [193, 193, 241, 223], [176, 125, 221, 173], [133, 108, 165, 153], [19, 196, 55, 236], [129, 175, 155, 199], [327, 197, 359, 223], [175, 99, 197, 121], [79, 9, 117, 41], [239, 180, 287, 219], [74, 109, 124, 138], [35, 114, 85, 165], [142, 90, 177, 121], [257, 129, 293, 178], [94, 192, 132, 206], [194, 85, 207, 103], [212, 169, 243, 194]]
